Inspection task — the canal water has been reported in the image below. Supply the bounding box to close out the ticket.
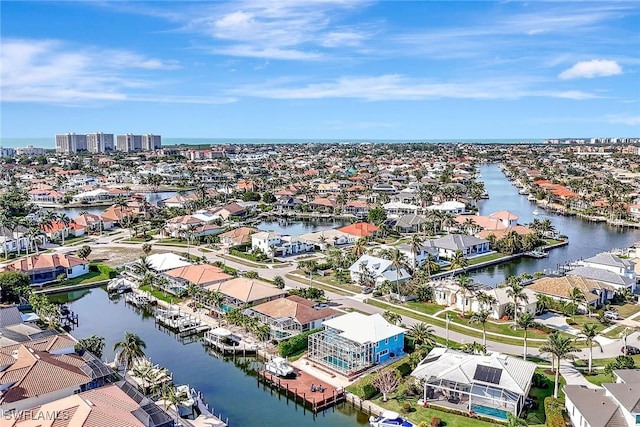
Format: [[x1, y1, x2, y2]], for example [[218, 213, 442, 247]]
[[55, 288, 369, 427], [54, 191, 178, 217], [471, 164, 640, 286], [258, 218, 351, 235]]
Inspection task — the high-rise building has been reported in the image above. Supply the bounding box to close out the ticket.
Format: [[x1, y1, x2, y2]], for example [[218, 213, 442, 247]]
[[142, 134, 162, 151], [55, 133, 87, 153], [86, 132, 114, 153], [15, 145, 46, 156], [116, 134, 143, 152]]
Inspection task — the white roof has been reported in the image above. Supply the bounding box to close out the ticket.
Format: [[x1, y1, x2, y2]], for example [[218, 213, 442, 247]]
[[322, 312, 406, 344], [383, 201, 420, 210], [73, 188, 109, 198], [146, 253, 192, 272], [411, 348, 536, 396], [426, 201, 465, 211]]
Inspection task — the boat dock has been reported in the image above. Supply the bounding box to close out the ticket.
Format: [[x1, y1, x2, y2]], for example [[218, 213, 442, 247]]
[[155, 306, 211, 336], [258, 370, 345, 413], [124, 290, 157, 307], [202, 327, 258, 355]]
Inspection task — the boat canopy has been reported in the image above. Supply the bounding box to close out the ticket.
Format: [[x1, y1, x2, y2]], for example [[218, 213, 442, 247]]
[[210, 327, 232, 337]]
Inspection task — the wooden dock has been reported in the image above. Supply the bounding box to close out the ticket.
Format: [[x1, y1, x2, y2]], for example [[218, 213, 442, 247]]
[[258, 370, 345, 412]]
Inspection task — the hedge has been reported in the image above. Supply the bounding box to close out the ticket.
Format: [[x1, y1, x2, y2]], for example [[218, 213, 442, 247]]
[[544, 397, 565, 427], [277, 328, 321, 357], [89, 263, 117, 279], [345, 373, 379, 399]]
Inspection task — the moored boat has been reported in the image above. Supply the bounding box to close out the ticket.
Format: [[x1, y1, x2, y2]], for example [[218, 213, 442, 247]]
[[369, 410, 414, 427], [264, 356, 295, 378]]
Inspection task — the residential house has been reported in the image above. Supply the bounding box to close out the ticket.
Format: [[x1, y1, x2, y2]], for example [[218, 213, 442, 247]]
[[383, 201, 420, 219], [298, 229, 355, 250], [343, 200, 372, 220], [246, 295, 338, 341], [206, 277, 286, 313], [1, 253, 89, 285], [579, 253, 637, 287], [0, 226, 34, 256], [219, 226, 258, 247], [395, 214, 427, 233], [566, 266, 636, 293], [308, 197, 337, 213], [411, 348, 536, 421], [160, 193, 200, 208], [426, 201, 466, 214], [210, 203, 246, 220], [349, 254, 412, 287], [0, 334, 116, 413], [4, 383, 173, 427], [27, 189, 65, 205], [40, 220, 86, 241], [307, 312, 406, 376], [564, 369, 640, 427], [0, 307, 46, 347], [73, 212, 111, 234], [397, 242, 440, 269], [431, 234, 490, 259], [527, 276, 615, 310], [163, 264, 232, 288], [337, 222, 380, 239], [251, 231, 314, 258]]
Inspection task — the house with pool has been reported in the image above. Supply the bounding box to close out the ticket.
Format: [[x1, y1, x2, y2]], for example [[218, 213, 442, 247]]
[[411, 348, 536, 421], [307, 312, 405, 378]]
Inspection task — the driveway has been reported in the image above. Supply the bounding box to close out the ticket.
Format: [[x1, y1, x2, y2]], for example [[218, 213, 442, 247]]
[[536, 312, 581, 335]]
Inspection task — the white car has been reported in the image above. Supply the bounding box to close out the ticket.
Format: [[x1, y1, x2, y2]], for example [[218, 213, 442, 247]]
[[604, 311, 620, 320]]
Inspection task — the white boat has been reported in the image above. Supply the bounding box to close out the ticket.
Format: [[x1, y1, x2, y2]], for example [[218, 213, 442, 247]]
[[264, 357, 295, 378], [175, 384, 196, 408], [369, 410, 414, 427], [532, 209, 540, 215], [107, 277, 134, 293], [527, 194, 537, 201]]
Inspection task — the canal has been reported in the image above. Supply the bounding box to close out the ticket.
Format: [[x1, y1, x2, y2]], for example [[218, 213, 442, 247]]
[[54, 288, 369, 427], [471, 163, 640, 286]]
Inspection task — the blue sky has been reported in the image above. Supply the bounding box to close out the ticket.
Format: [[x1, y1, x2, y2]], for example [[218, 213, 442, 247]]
[[1, 1, 639, 140]]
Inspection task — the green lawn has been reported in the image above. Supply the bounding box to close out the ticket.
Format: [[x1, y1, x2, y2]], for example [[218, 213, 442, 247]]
[[308, 273, 362, 293], [435, 312, 550, 340], [582, 371, 611, 387], [573, 354, 640, 368], [404, 301, 448, 316], [466, 252, 508, 266], [610, 302, 640, 319], [602, 325, 626, 339], [526, 369, 563, 425], [57, 271, 109, 286], [375, 399, 501, 427], [284, 273, 354, 297], [139, 284, 183, 304]]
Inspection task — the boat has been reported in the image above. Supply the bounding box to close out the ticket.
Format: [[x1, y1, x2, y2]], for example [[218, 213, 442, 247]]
[[525, 249, 548, 258], [532, 209, 540, 215], [369, 410, 414, 427], [264, 357, 295, 378], [175, 384, 197, 408], [527, 194, 537, 201], [107, 277, 134, 293]]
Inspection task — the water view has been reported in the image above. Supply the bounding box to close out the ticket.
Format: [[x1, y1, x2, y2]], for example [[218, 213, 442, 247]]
[[56, 288, 369, 427], [257, 218, 352, 236], [471, 164, 640, 286]]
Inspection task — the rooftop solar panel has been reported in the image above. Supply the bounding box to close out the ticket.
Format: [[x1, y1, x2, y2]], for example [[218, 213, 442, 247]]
[[473, 365, 502, 384]]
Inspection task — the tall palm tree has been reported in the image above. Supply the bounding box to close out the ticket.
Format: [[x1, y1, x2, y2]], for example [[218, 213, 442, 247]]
[[352, 237, 367, 257], [409, 322, 436, 347], [58, 213, 71, 245], [389, 248, 409, 297], [0, 211, 14, 259], [409, 234, 423, 270], [113, 332, 147, 372], [423, 252, 440, 278], [506, 283, 529, 325], [575, 323, 602, 374], [539, 332, 580, 398], [456, 275, 475, 316], [382, 310, 402, 326], [469, 309, 491, 346], [449, 249, 468, 272], [476, 292, 497, 312], [567, 287, 585, 323], [514, 312, 537, 360]]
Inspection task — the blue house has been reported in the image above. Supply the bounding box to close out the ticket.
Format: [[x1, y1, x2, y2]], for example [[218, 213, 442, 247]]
[[307, 312, 406, 377]]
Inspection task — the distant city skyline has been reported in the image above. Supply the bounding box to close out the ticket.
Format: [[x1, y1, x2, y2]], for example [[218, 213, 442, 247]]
[[1, 1, 639, 139]]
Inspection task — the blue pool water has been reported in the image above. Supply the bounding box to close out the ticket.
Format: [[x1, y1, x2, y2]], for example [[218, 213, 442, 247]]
[[470, 404, 509, 420], [325, 355, 349, 371]]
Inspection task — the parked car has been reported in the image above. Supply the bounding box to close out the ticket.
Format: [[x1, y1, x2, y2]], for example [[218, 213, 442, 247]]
[[604, 311, 620, 320], [362, 287, 374, 294], [621, 346, 640, 355]]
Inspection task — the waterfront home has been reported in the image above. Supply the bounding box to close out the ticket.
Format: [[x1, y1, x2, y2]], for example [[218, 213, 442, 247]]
[[4, 383, 174, 427], [206, 277, 286, 313], [218, 226, 258, 246], [0, 307, 45, 347], [566, 267, 636, 293], [397, 242, 440, 269], [431, 234, 490, 259], [27, 188, 65, 205], [251, 231, 314, 258], [308, 196, 337, 213], [142, 253, 191, 273], [395, 214, 427, 233], [383, 201, 421, 218], [163, 213, 223, 239], [410, 348, 536, 421], [337, 222, 380, 238], [73, 212, 112, 233], [210, 203, 247, 220], [343, 200, 372, 219], [0, 334, 116, 413], [246, 295, 338, 341], [40, 219, 86, 241], [1, 253, 89, 285], [160, 192, 200, 208], [164, 264, 232, 288], [275, 196, 304, 212], [71, 187, 132, 204], [564, 369, 640, 427], [298, 229, 355, 250], [426, 200, 466, 214], [527, 276, 614, 310], [0, 226, 37, 255], [349, 254, 412, 287], [307, 312, 406, 376], [580, 253, 636, 283]]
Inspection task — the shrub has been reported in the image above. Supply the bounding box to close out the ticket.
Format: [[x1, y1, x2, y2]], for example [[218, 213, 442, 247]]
[[531, 372, 549, 389], [401, 402, 411, 413], [396, 362, 413, 377], [277, 329, 321, 357], [544, 397, 565, 427], [95, 263, 117, 279], [430, 417, 441, 427]]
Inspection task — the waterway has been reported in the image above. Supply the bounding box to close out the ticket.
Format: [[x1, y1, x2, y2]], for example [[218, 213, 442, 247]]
[[471, 164, 640, 286], [53, 191, 178, 217], [53, 288, 369, 427], [257, 218, 351, 235]]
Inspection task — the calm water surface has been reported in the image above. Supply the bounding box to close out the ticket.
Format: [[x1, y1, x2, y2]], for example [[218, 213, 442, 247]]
[[471, 164, 640, 286], [257, 218, 351, 235], [54, 192, 178, 217], [57, 288, 369, 427]]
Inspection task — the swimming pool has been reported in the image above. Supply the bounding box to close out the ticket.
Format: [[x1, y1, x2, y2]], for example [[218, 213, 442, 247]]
[[470, 404, 509, 420]]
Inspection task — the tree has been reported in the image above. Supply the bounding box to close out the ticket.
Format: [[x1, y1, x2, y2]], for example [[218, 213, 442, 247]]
[[409, 322, 436, 347], [575, 323, 602, 374], [567, 287, 585, 323], [352, 237, 368, 257], [382, 310, 402, 325], [461, 341, 487, 355], [76, 245, 92, 260], [506, 282, 529, 325], [113, 332, 147, 372], [141, 243, 153, 256], [160, 383, 190, 424], [506, 413, 528, 427], [389, 248, 409, 297], [75, 335, 106, 359], [58, 213, 71, 245], [409, 234, 423, 269], [449, 250, 468, 272], [539, 332, 580, 398], [0, 271, 31, 304], [273, 275, 285, 289], [367, 208, 387, 226], [371, 369, 401, 401], [456, 275, 475, 316], [262, 191, 276, 204], [469, 310, 490, 346], [514, 312, 537, 360]]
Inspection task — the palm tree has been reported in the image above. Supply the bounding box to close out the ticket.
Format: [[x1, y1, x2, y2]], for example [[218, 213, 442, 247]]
[[449, 249, 468, 272], [539, 332, 580, 398], [456, 275, 475, 316], [409, 322, 436, 347], [382, 310, 402, 325], [75, 335, 106, 358], [423, 253, 440, 277], [113, 332, 147, 372], [352, 237, 368, 257], [567, 287, 585, 323], [389, 248, 409, 297], [514, 312, 537, 360], [58, 213, 71, 245], [476, 292, 497, 312], [506, 413, 528, 427], [506, 283, 529, 325], [0, 211, 15, 259], [409, 234, 423, 270], [535, 293, 552, 314], [160, 383, 190, 424], [575, 324, 602, 374], [469, 309, 490, 346]]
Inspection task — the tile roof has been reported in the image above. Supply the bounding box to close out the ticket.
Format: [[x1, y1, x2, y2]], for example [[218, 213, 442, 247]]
[[206, 277, 286, 303], [250, 296, 338, 325], [527, 276, 610, 303], [1, 254, 88, 274], [337, 222, 379, 237], [164, 264, 232, 286]]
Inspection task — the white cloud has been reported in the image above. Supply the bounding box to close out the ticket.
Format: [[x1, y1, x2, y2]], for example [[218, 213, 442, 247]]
[[606, 114, 640, 126], [228, 74, 597, 101], [558, 59, 622, 80], [0, 38, 232, 105]]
